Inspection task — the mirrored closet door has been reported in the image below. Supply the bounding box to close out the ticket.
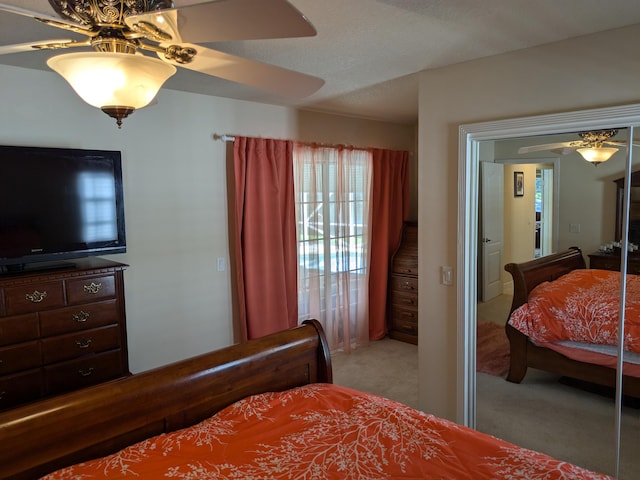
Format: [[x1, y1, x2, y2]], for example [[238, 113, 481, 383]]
[[459, 106, 640, 479], [618, 128, 640, 479]]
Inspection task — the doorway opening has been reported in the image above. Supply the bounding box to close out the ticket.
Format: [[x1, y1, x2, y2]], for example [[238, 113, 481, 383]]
[[535, 166, 554, 257]]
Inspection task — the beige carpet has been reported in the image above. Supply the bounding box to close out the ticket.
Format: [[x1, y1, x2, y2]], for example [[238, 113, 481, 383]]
[[477, 368, 639, 478], [477, 293, 639, 478], [331, 338, 419, 410], [332, 322, 640, 479]]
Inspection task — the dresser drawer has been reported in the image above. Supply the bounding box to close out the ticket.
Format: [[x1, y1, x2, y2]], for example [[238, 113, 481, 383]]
[[389, 315, 418, 336], [4, 281, 65, 315], [39, 299, 119, 337], [44, 349, 124, 395], [392, 256, 418, 275], [390, 289, 418, 308], [66, 274, 116, 305], [0, 369, 42, 410], [41, 324, 121, 364], [0, 314, 39, 346], [390, 275, 418, 293], [589, 255, 620, 271], [390, 305, 418, 323], [0, 340, 41, 375]]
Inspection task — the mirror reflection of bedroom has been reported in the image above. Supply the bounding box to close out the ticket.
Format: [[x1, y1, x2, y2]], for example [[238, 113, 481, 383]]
[[475, 127, 640, 477]]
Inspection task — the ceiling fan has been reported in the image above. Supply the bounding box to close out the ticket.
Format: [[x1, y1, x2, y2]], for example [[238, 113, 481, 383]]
[[0, 0, 325, 127], [517, 129, 639, 166]]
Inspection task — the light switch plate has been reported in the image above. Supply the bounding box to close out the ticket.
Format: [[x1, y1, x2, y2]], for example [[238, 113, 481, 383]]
[[441, 266, 453, 286]]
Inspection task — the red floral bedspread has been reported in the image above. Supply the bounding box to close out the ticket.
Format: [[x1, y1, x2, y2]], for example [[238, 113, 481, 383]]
[[43, 383, 610, 479], [509, 269, 640, 352]]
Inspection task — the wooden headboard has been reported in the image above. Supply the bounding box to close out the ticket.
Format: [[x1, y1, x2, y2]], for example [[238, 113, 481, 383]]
[[504, 247, 586, 314], [0, 319, 332, 480]]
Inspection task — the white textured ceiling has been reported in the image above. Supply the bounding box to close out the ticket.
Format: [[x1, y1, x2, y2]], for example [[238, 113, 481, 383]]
[[2, 0, 640, 124]]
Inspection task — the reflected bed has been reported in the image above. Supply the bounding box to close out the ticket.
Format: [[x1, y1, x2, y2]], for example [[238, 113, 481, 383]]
[[504, 247, 640, 397]]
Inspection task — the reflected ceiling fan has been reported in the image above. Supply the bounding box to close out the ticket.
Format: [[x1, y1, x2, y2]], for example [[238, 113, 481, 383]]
[[517, 129, 639, 166], [0, 0, 325, 127]]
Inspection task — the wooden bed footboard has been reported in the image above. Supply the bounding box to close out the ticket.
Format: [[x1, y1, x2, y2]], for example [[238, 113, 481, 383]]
[[503, 248, 640, 399], [503, 247, 586, 384], [0, 319, 332, 480]]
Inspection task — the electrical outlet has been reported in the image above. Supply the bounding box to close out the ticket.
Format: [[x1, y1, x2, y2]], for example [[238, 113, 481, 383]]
[[569, 223, 581, 233], [217, 257, 225, 272]]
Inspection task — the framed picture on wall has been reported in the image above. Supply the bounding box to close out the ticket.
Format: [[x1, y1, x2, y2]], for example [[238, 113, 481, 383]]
[[514, 171, 524, 197]]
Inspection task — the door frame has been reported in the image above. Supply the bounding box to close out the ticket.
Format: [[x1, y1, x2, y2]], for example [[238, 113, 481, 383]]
[[496, 157, 560, 259], [538, 165, 555, 256], [456, 103, 640, 428]]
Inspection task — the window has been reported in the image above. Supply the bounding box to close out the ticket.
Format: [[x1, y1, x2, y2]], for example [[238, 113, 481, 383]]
[[294, 145, 372, 351]]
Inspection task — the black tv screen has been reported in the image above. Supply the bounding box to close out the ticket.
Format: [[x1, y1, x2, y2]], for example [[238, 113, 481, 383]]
[[0, 145, 126, 271]]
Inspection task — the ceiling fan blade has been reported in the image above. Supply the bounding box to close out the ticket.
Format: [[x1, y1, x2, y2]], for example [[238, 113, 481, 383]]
[[0, 3, 87, 51], [0, 3, 87, 27], [0, 39, 81, 55], [163, 43, 323, 98], [0, 3, 57, 21], [517, 142, 576, 154], [605, 140, 640, 148], [126, 0, 317, 44], [550, 147, 579, 155]]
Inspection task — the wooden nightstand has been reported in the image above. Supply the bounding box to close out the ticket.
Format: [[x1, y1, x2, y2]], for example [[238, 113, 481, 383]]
[[588, 251, 640, 274]]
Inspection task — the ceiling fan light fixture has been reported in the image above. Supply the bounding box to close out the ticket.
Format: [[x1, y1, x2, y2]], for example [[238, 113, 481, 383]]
[[576, 147, 618, 166], [47, 52, 176, 127]]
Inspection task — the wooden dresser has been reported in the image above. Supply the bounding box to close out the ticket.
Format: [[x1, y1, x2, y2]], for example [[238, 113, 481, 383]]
[[388, 222, 418, 344], [588, 251, 640, 274], [0, 258, 129, 410]]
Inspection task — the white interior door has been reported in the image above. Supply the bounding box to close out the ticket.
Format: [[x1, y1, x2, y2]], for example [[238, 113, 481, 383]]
[[480, 162, 504, 302]]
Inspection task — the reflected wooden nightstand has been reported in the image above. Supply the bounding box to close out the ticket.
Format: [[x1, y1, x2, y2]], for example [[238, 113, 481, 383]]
[[588, 251, 640, 274]]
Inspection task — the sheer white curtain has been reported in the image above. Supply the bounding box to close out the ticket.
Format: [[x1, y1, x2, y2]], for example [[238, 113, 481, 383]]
[[293, 144, 372, 352]]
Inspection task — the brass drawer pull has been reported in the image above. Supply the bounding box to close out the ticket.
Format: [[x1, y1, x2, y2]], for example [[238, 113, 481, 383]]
[[78, 367, 94, 377], [72, 311, 90, 323], [83, 282, 103, 294], [25, 290, 47, 303], [401, 282, 414, 290], [75, 338, 92, 349]]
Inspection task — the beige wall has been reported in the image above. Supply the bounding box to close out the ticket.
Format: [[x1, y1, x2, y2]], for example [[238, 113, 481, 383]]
[[418, 23, 640, 420], [495, 136, 624, 257], [0, 63, 416, 373], [503, 163, 537, 267]]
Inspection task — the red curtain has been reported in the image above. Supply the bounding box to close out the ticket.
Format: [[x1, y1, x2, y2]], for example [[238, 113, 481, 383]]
[[368, 148, 409, 340], [232, 137, 298, 341]]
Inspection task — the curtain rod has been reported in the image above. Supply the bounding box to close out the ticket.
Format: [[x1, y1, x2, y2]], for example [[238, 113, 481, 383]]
[[212, 133, 413, 155], [212, 133, 235, 142]]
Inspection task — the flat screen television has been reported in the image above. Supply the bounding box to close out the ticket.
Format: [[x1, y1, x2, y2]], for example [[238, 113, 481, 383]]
[[0, 145, 126, 273]]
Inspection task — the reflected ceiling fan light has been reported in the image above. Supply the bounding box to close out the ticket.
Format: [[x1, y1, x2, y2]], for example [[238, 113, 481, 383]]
[[47, 52, 176, 128], [576, 147, 618, 166]]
